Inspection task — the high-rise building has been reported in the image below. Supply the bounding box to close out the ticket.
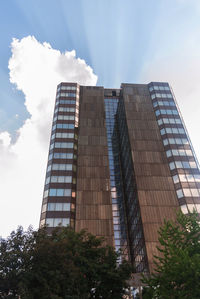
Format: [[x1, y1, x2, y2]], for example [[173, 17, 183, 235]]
[[40, 82, 200, 273]]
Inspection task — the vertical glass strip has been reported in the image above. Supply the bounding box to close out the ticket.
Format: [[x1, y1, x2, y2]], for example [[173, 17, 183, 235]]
[[104, 97, 129, 261]]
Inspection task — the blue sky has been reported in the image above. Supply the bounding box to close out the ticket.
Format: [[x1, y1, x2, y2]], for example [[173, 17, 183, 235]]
[[0, 0, 199, 133], [0, 0, 200, 236]]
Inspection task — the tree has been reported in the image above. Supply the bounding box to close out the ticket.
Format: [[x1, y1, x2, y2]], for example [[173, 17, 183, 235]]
[[0, 226, 132, 298], [142, 211, 200, 299]]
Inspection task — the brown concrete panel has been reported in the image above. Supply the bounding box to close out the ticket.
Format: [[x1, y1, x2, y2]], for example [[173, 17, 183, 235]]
[[122, 83, 179, 273], [75, 86, 114, 245]]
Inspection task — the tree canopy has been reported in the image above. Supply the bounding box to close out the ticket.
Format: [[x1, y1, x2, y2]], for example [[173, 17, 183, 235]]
[[0, 226, 132, 299], [142, 211, 200, 299]]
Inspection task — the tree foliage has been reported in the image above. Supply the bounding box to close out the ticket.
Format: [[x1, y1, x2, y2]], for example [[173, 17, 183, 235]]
[[142, 211, 200, 299], [0, 226, 132, 298]]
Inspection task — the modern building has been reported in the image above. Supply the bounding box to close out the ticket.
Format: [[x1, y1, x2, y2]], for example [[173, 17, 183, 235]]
[[40, 82, 200, 273]]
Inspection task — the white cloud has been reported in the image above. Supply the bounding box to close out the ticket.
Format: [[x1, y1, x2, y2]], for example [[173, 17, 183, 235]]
[[0, 36, 97, 237]]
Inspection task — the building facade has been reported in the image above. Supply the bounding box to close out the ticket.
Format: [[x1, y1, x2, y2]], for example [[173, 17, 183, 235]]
[[40, 82, 200, 273]]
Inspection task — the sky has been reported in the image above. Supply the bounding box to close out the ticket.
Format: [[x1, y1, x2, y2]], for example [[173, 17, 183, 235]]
[[0, 0, 200, 237]]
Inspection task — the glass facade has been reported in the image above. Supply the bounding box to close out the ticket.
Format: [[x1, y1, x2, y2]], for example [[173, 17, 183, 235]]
[[104, 92, 148, 271], [117, 97, 149, 273], [104, 97, 129, 260], [40, 81, 200, 275], [149, 82, 200, 214], [40, 83, 79, 231]]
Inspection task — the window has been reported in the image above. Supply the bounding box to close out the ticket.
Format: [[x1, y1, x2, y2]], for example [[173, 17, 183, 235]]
[[169, 138, 175, 144], [175, 119, 181, 124], [56, 123, 74, 129], [49, 188, 71, 197], [175, 138, 182, 145], [53, 142, 74, 149], [194, 174, 200, 182], [43, 190, 48, 198], [178, 128, 185, 134], [179, 174, 187, 182], [163, 139, 168, 146], [48, 153, 53, 161], [175, 161, 182, 168], [45, 176, 50, 185], [166, 150, 172, 157], [58, 107, 75, 112], [155, 110, 160, 116], [172, 175, 179, 184], [156, 93, 162, 98], [161, 109, 166, 115], [171, 128, 178, 134], [40, 219, 45, 227], [53, 152, 73, 159], [50, 176, 72, 183], [179, 149, 185, 156], [166, 128, 173, 134], [114, 231, 120, 238], [153, 102, 158, 107], [46, 218, 53, 227], [42, 204, 47, 213], [188, 204, 195, 213], [180, 205, 188, 214], [191, 189, 199, 197], [47, 203, 70, 211], [63, 203, 71, 211], [176, 189, 183, 198], [115, 239, 121, 245], [186, 150, 192, 156], [182, 161, 190, 168], [195, 204, 200, 213], [190, 161, 197, 168], [160, 128, 166, 135], [56, 99, 76, 105], [60, 92, 76, 97], [182, 138, 189, 145], [172, 149, 179, 156], [47, 165, 52, 172], [51, 134, 55, 140], [187, 174, 194, 182], [55, 133, 74, 139], [169, 162, 175, 170], [51, 164, 73, 171], [60, 85, 76, 91], [46, 218, 70, 227], [58, 115, 75, 121], [173, 110, 178, 115], [183, 189, 191, 197]]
